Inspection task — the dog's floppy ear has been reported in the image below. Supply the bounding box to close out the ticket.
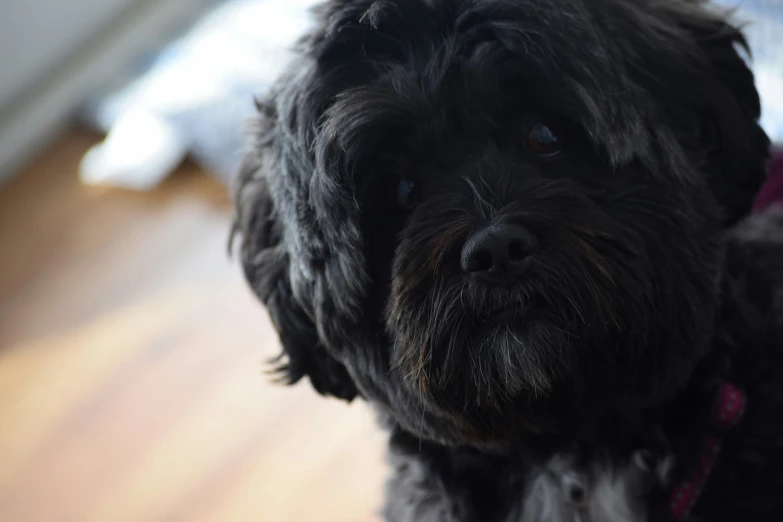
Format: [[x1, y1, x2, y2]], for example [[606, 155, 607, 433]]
[[669, 6, 770, 225], [232, 146, 358, 402]]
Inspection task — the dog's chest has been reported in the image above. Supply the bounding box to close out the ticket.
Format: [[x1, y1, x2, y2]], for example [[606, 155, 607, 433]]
[[514, 452, 673, 522]]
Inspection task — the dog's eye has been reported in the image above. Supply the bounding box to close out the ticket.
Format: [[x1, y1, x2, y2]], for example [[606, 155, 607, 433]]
[[397, 179, 415, 208], [527, 122, 564, 156]]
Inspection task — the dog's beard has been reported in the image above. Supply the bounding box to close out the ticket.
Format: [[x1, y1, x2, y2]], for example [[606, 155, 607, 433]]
[[390, 279, 573, 408], [385, 186, 654, 421]]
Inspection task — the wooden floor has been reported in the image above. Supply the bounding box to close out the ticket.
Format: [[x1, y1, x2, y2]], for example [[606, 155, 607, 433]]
[[0, 129, 387, 522]]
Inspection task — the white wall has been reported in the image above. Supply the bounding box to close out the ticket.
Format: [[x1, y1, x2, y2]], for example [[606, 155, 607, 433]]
[[0, 0, 213, 181], [0, 0, 140, 111]]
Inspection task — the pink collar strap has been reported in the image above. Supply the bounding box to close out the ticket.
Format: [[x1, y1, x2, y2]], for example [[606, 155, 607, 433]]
[[669, 381, 747, 520]]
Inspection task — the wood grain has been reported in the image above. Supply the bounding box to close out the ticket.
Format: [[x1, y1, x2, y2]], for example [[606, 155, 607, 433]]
[[0, 128, 387, 522]]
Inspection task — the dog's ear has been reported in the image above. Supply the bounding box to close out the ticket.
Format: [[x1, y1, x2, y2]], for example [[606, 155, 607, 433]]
[[232, 150, 358, 402], [669, 7, 770, 226]]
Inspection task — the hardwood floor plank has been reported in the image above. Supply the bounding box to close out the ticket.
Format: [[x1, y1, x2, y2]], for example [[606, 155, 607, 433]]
[[0, 128, 386, 522]]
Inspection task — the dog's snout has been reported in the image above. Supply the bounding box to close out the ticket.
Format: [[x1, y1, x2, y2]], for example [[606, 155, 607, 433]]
[[460, 223, 537, 283]]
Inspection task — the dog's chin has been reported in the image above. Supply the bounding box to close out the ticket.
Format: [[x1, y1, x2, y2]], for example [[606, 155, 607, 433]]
[[394, 300, 574, 435], [390, 312, 574, 448]]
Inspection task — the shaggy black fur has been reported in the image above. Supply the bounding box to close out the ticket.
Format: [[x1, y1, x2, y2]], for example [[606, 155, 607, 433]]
[[232, 0, 783, 519]]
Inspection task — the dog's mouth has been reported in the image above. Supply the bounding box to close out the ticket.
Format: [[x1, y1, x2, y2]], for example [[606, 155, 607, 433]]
[[473, 303, 536, 337], [474, 295, 544, 326], [476, 306, 522, 326]]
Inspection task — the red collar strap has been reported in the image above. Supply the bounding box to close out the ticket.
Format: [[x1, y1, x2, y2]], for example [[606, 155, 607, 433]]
[[669, 381, 747, 520]]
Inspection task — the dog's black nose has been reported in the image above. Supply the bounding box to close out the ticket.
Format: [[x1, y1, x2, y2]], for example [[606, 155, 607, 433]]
[[460, 223, 537, 283]]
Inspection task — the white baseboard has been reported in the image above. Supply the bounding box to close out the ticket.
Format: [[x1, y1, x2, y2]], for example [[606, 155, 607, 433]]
[[0, 0, 215, 183]]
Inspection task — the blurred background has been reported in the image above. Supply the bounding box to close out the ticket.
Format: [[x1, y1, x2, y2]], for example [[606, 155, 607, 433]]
[[0, 1, 387, 521], [0, 0, 780, 521]]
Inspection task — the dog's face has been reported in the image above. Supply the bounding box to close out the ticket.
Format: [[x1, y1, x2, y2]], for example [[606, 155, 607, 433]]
[[234, 0, 769, 450]]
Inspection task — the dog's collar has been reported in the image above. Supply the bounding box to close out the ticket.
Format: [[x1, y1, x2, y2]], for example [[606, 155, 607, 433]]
[[669, 381, 746, 520]]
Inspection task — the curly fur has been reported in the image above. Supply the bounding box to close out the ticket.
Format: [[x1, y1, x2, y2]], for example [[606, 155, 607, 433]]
[[232, 0, 783, 520]]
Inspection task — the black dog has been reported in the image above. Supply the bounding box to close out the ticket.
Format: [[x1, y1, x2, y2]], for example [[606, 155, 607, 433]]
[[232, 0, 783, 519]]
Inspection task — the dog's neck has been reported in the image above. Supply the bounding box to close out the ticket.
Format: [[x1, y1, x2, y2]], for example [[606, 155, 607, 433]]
[[387, 273, 754, 522], [549, 275, 749, 469]]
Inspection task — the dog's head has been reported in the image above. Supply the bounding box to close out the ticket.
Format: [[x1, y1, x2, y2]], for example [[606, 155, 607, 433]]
[[233, 0, 769, 449]]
